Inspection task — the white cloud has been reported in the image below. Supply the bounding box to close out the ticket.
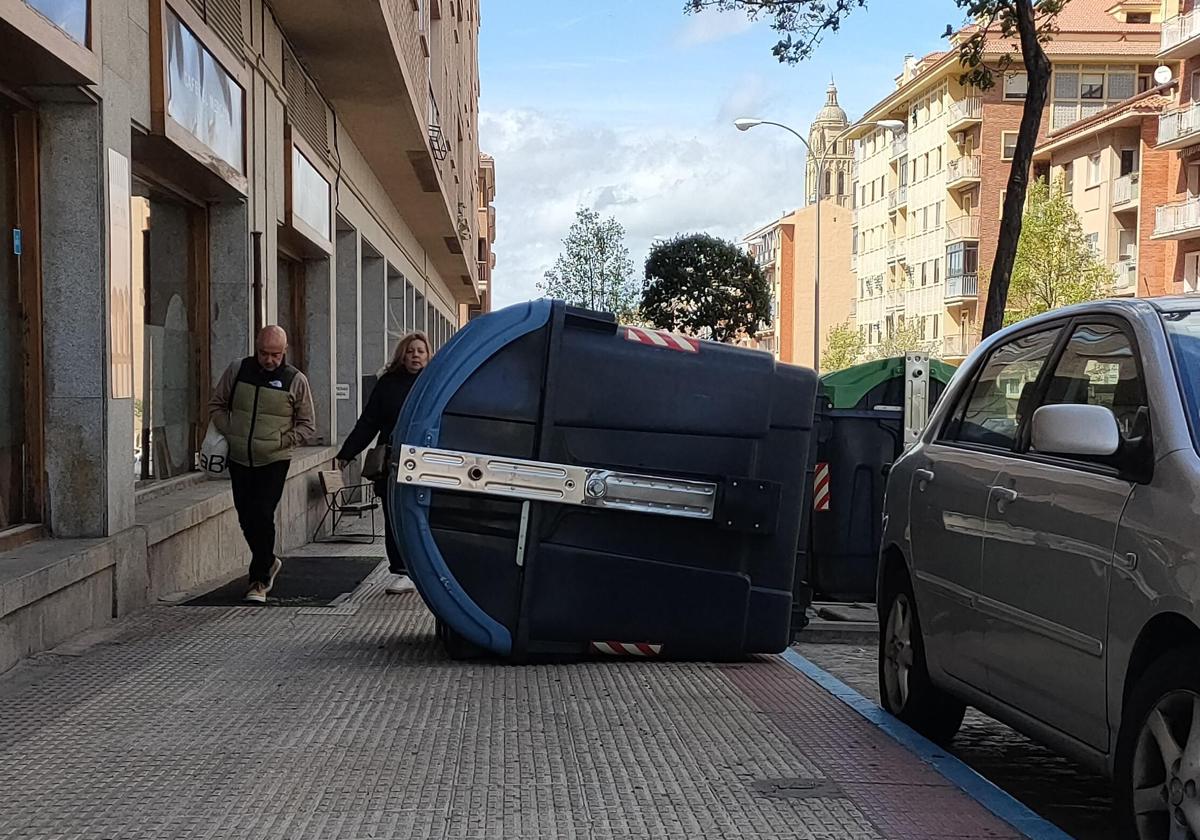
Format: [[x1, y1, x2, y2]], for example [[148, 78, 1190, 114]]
[[676, 9, 755, 47], [481, 108, 807, 309]]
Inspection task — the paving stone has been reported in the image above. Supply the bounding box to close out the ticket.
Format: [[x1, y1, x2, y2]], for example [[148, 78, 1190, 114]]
[[0, 585, 1024, 839]]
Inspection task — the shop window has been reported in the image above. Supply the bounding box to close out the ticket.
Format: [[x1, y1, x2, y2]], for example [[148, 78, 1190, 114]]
[[131, 188, 207, 483]]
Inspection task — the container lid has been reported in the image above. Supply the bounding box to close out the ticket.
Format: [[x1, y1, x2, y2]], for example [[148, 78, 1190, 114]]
[[819, 356, 958, 410]]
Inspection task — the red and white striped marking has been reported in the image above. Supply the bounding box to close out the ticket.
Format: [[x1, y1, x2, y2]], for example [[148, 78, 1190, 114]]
[[624, 326, 699, 353], [590, 641, 663, 657], [814, 462, 831, 512]]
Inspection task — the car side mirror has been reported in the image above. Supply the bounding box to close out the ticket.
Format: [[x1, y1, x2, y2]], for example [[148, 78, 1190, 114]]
[[1031, 404, 1120, 457]]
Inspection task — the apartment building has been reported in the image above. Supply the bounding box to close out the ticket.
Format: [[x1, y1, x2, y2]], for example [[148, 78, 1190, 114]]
[[851, 1, 1163, 360], [466, 153, 497, 321], [744, 201, 854, 367], [1034, 85, 1176, 299], [0, 0, 484, 672], [1150, 0, 1200, 289]]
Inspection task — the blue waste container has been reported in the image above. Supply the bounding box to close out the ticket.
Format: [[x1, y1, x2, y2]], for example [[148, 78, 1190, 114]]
[[389, 300, 817, 660]]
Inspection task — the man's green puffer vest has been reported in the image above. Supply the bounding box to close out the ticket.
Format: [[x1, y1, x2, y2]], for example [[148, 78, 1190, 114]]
[[227, 358, 300, 467]]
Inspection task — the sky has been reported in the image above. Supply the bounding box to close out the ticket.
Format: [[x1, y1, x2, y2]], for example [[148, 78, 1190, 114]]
[[479, 0, 965, 308]]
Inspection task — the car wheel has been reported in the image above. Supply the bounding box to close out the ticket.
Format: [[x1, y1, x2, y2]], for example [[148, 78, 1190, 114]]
[[878, 565, 965, 745], [1116, 648, 1200, 840]]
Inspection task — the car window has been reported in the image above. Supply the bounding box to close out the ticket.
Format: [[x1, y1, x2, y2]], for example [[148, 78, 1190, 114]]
[[945, 328, 1062, 450], [1033, 322, 1148, 453]]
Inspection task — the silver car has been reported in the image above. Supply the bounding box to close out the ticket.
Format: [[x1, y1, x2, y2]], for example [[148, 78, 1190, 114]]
[[879, 297, 1200, 840]]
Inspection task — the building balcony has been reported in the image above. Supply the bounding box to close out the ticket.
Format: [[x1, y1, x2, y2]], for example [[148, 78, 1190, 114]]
[[1161, 8, 1200, 60], [1113, 173, 1140, 209], [945, 215, 980, 243], [947, 97, 983, 132], [946, 155, 982, 190], [891, 133, 908, 160], [888, 185, 908, 212], [1158, 103, 1200, 151], [945, 272, 979, 304], [1113, 260, 1137, 295], [1154, 196, 1200, 240], [942, 332, 980, 359]]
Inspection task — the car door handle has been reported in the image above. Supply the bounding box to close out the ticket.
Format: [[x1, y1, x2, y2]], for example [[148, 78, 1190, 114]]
[[914, 469, 935, 487], [990, 486, 1019, 513]]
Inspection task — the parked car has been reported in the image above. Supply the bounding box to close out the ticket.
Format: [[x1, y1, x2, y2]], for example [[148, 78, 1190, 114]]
[[878, 297, 1200, 840]]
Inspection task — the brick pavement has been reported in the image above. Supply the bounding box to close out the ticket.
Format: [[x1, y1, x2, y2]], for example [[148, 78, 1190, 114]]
[[796, 642, 1114, 840], [0, 563, 1028, 839]]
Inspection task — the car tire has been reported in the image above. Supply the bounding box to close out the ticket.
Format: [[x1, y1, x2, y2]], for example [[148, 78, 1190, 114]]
[[1115, 647, 1200, 840], [878, 564, 966, 745]]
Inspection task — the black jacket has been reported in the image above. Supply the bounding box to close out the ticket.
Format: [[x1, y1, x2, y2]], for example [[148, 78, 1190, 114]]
[[336, 368, 421, 462]]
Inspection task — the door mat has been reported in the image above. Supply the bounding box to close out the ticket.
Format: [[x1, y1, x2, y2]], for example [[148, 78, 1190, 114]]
[[181, 556, 381, 607]]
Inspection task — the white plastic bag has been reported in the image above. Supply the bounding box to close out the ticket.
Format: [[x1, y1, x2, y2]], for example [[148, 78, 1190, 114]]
[[199, 421, 230, 480]]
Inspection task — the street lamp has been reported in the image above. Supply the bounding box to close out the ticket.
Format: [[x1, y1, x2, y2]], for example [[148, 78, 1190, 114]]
[[736, 116, 905, 372]]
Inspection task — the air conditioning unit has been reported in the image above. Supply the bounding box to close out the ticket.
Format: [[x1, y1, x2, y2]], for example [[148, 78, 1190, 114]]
[[954, 131, 966, 146]]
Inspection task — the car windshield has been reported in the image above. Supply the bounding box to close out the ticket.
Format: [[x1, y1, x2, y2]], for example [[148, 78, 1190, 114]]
[[1163, 310, 1200, 449]]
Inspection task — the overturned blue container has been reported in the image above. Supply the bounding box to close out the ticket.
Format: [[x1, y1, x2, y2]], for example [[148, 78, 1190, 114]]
[[390, 300, 817, 660]]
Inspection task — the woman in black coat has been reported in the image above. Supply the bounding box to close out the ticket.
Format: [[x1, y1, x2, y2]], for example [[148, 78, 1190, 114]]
[[336, 331, 430, 593]]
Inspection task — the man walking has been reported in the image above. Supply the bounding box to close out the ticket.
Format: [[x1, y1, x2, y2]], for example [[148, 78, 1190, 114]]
[[209, 325, 316, 603]]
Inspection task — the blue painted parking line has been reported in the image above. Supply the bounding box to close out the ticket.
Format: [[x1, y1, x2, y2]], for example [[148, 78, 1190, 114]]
[[779, 648, 1075, 840]]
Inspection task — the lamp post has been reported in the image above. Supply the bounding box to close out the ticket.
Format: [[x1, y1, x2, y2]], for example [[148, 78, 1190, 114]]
[[735, 117, 905, 372]]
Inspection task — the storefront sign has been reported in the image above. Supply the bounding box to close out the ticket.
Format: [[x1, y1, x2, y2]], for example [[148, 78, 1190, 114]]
[[107, 149, 133, 400], [291, 145, 331, 242], [24, 0, 88, 45], [165, 9, 244, 174]]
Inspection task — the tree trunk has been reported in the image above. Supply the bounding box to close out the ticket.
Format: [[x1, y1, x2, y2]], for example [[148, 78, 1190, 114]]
[[980, 0, 1052, 339]]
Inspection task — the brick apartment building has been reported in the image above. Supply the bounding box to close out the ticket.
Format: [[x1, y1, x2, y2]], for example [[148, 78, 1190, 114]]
[[850, 0, 1163, 360]]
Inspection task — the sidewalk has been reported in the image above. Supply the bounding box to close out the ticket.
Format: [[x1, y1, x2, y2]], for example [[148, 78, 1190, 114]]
[[0, 543, 1027, 839]]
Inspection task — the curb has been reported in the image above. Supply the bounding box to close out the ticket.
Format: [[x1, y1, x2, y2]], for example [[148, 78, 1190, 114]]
[[778, 648, 1075, 840], [794, 619, 876, 644]]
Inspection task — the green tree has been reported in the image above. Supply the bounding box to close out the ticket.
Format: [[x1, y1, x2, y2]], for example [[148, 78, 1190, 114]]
[[1002, 176, 1111, 325], [821, 320, 865, 371], [538, 207, 640, 318], [641, 233, 771, 343], [685, 0, 1066, 339], [868, 320, 936, 361]]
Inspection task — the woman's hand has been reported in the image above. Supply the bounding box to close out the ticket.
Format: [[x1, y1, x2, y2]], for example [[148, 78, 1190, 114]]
[[336, 458, 351, 471]]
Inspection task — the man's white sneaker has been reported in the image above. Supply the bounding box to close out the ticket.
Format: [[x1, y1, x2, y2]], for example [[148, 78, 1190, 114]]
[[385, 575, 417, 595], [244, 582, 269, 604]]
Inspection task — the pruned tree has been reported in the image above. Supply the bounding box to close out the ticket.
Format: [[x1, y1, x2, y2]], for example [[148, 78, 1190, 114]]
[[1002, 176, 1112, 326], [538, 207, 640, 319], [868, 321, 936, 361], [821, 320, 865, 371], [686, 0, 1066, 338], [641, 233, 772, 343]]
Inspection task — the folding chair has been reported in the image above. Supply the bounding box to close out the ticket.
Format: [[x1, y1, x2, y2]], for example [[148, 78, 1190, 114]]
[[313, 470, 381, 543]]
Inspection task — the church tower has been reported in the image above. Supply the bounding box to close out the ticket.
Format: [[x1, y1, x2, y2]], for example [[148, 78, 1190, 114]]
[[806, 79, 853, 206]]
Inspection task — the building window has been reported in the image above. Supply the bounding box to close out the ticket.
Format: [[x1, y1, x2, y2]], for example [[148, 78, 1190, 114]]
[[1062, 161, 1074, 195], [1120, 148, 1138, 176], [1051, 64, 1137, 130], [934, 258, 941, 284], [1004, 72, 1028, 100], [25, 0, 89, 45], [1086, 232, 1100, 255], [947, 241, 979, 277], [1001, 132, 1018, 161], [934, 146, 942, 172], [837, 171, 845, 196], [932, 314, 940, 339], [1087, 152, 1101, 187], [824, 170, 831, 197], [1126, 11, 1151, 23]]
